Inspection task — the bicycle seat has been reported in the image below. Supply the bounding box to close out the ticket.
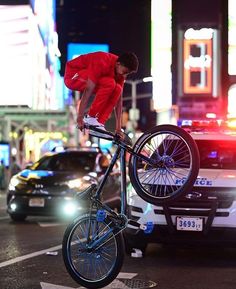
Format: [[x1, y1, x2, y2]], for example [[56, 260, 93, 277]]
[[76, 124, 114, 140], [87, 125, 114, 141], [89, 125, 133, 146]]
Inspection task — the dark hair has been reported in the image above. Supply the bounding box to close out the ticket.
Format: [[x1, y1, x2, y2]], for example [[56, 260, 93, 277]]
[[117, 52, 139, 73]]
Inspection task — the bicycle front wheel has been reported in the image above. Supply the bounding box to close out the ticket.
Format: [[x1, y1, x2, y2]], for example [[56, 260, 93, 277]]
[[129, 124, 199, 205], [62, 214, 124, 289]]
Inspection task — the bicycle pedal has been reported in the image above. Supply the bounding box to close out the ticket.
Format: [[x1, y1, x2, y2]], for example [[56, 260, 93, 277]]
[[143, 221, 154, 234], [129, 220, 154, 234], [96, 209, 106, 222]]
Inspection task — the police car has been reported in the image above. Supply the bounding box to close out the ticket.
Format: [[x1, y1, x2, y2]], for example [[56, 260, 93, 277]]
[[125, 119, 236, 253]]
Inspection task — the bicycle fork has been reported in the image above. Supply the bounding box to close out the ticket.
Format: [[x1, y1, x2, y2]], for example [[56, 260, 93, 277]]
[[84, 144, 153, 252], [85, 197, 128, 251]]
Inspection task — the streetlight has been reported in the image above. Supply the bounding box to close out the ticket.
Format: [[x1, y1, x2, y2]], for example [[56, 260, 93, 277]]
[[125, 77, 153, 135]]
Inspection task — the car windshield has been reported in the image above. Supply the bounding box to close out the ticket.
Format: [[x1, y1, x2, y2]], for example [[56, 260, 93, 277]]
[[32, 152, 97, 173], [196, 140, 236, 169]]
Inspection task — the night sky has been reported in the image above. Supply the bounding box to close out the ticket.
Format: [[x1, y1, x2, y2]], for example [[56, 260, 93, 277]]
[[56, 0, 155, 129], [56, 0, 151, 79]]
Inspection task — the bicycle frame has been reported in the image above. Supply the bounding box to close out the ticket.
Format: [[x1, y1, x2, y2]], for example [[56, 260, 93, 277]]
[[85, 141, 135, 251], [92, 136, 151, 217], [78, 126, 161, 251]]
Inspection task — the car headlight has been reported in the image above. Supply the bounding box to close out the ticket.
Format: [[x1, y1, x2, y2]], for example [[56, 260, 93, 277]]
[[63, 201, 77, 216], [8, 177, 21, 191], [67, 178, 92, 192], [67, 178, 82, 189], [10, 203, 17, 211], [62, 198, 83, 217]]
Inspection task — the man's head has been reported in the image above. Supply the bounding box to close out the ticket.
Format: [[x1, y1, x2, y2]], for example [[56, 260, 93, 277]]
[[116, 52, 139, 76]]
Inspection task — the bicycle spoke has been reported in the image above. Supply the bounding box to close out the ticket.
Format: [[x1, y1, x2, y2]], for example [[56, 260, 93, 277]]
[[130, 126, 198, 201], [67, 217, 118, 281]]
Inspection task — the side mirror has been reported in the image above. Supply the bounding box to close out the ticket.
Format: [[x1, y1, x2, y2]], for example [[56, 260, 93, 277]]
[[25, 163, 33, 169], [88, 172, 97, 179]]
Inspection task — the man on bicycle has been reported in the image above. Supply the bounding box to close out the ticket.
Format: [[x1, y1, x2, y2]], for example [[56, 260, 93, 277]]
[[64, 51, 139, 137]]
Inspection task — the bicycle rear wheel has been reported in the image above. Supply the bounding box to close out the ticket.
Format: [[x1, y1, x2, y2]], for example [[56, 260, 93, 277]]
[[62, 214, 124, 289], [129, 124, 199, 205]]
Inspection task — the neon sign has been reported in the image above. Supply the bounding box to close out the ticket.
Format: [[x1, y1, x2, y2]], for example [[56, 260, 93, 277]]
[[151, 0, 172, 111], [228, 0, 236, 75], [184, 28, 214, 40], [183, 39, 212, 94], [183, 28, 213, 94]]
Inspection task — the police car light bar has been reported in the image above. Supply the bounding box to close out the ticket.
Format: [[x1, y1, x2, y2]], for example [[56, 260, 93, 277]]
[[179, 119, 236, 132]]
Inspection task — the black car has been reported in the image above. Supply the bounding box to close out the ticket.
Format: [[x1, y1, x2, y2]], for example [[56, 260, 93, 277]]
[[7, 147, 120, 221]]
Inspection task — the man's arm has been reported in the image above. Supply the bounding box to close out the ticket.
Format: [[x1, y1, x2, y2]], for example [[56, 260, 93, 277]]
[[77, 78, 96, 130], [114, 94, 123, 133]]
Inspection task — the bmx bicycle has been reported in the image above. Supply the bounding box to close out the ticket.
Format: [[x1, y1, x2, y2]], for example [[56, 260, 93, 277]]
[[62, 124, 200, 288]]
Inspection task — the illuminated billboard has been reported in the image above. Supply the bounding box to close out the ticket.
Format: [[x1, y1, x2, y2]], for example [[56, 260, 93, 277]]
[[0, 4, 63, 110], [30, 0, 56, 40], [228, 0, 236, 75], [24, 130, 66, 161], [180, 28, 219, 97], [183, 37, 212, 94], [67, 43, 109, 61], [151, 0, 172, 111], [0, 5, 39, 107], [0, 143, 10, 167]]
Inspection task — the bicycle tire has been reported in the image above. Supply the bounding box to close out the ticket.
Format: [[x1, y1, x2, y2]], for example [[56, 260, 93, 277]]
[[129, 124, 200, 205], [62, 214, 124, 289]]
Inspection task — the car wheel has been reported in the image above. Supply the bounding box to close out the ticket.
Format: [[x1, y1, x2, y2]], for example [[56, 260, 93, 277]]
[[9, 213, 27, 222]]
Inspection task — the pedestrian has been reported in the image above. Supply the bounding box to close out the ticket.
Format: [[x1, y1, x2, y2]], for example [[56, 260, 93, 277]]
[[9, 156, 21, 177], [0, 159, 6, 190], [64, 51, 139, 137]]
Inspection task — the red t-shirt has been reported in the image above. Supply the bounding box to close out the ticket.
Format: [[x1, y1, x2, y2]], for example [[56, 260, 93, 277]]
[[66, 51, 125, 86]]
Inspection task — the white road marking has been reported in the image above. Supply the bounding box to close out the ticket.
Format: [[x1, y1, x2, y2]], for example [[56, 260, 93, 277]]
[[117, 272, 137, 279], [0, 216, 9, 221], [102, 279, 131, 289], [40, 273, 138, 289], [38, 222, 63, 227], [40, 283, 76, 289], [0, 244, 62, 269]]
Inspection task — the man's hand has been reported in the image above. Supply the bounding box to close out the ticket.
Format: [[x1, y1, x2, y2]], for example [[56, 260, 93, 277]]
[[77, 114, 85, 131], [115, 129, 132, 146], [115, 129, 125, 140]]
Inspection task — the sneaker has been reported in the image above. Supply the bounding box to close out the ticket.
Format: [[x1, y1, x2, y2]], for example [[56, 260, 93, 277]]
[[83, 115, 111, 139], [83, 115, 104, 127]]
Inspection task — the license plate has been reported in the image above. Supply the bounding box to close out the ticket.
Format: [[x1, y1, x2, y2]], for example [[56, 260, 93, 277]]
[[176, 216, 203, 231], [29, 198, 45, 207]]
